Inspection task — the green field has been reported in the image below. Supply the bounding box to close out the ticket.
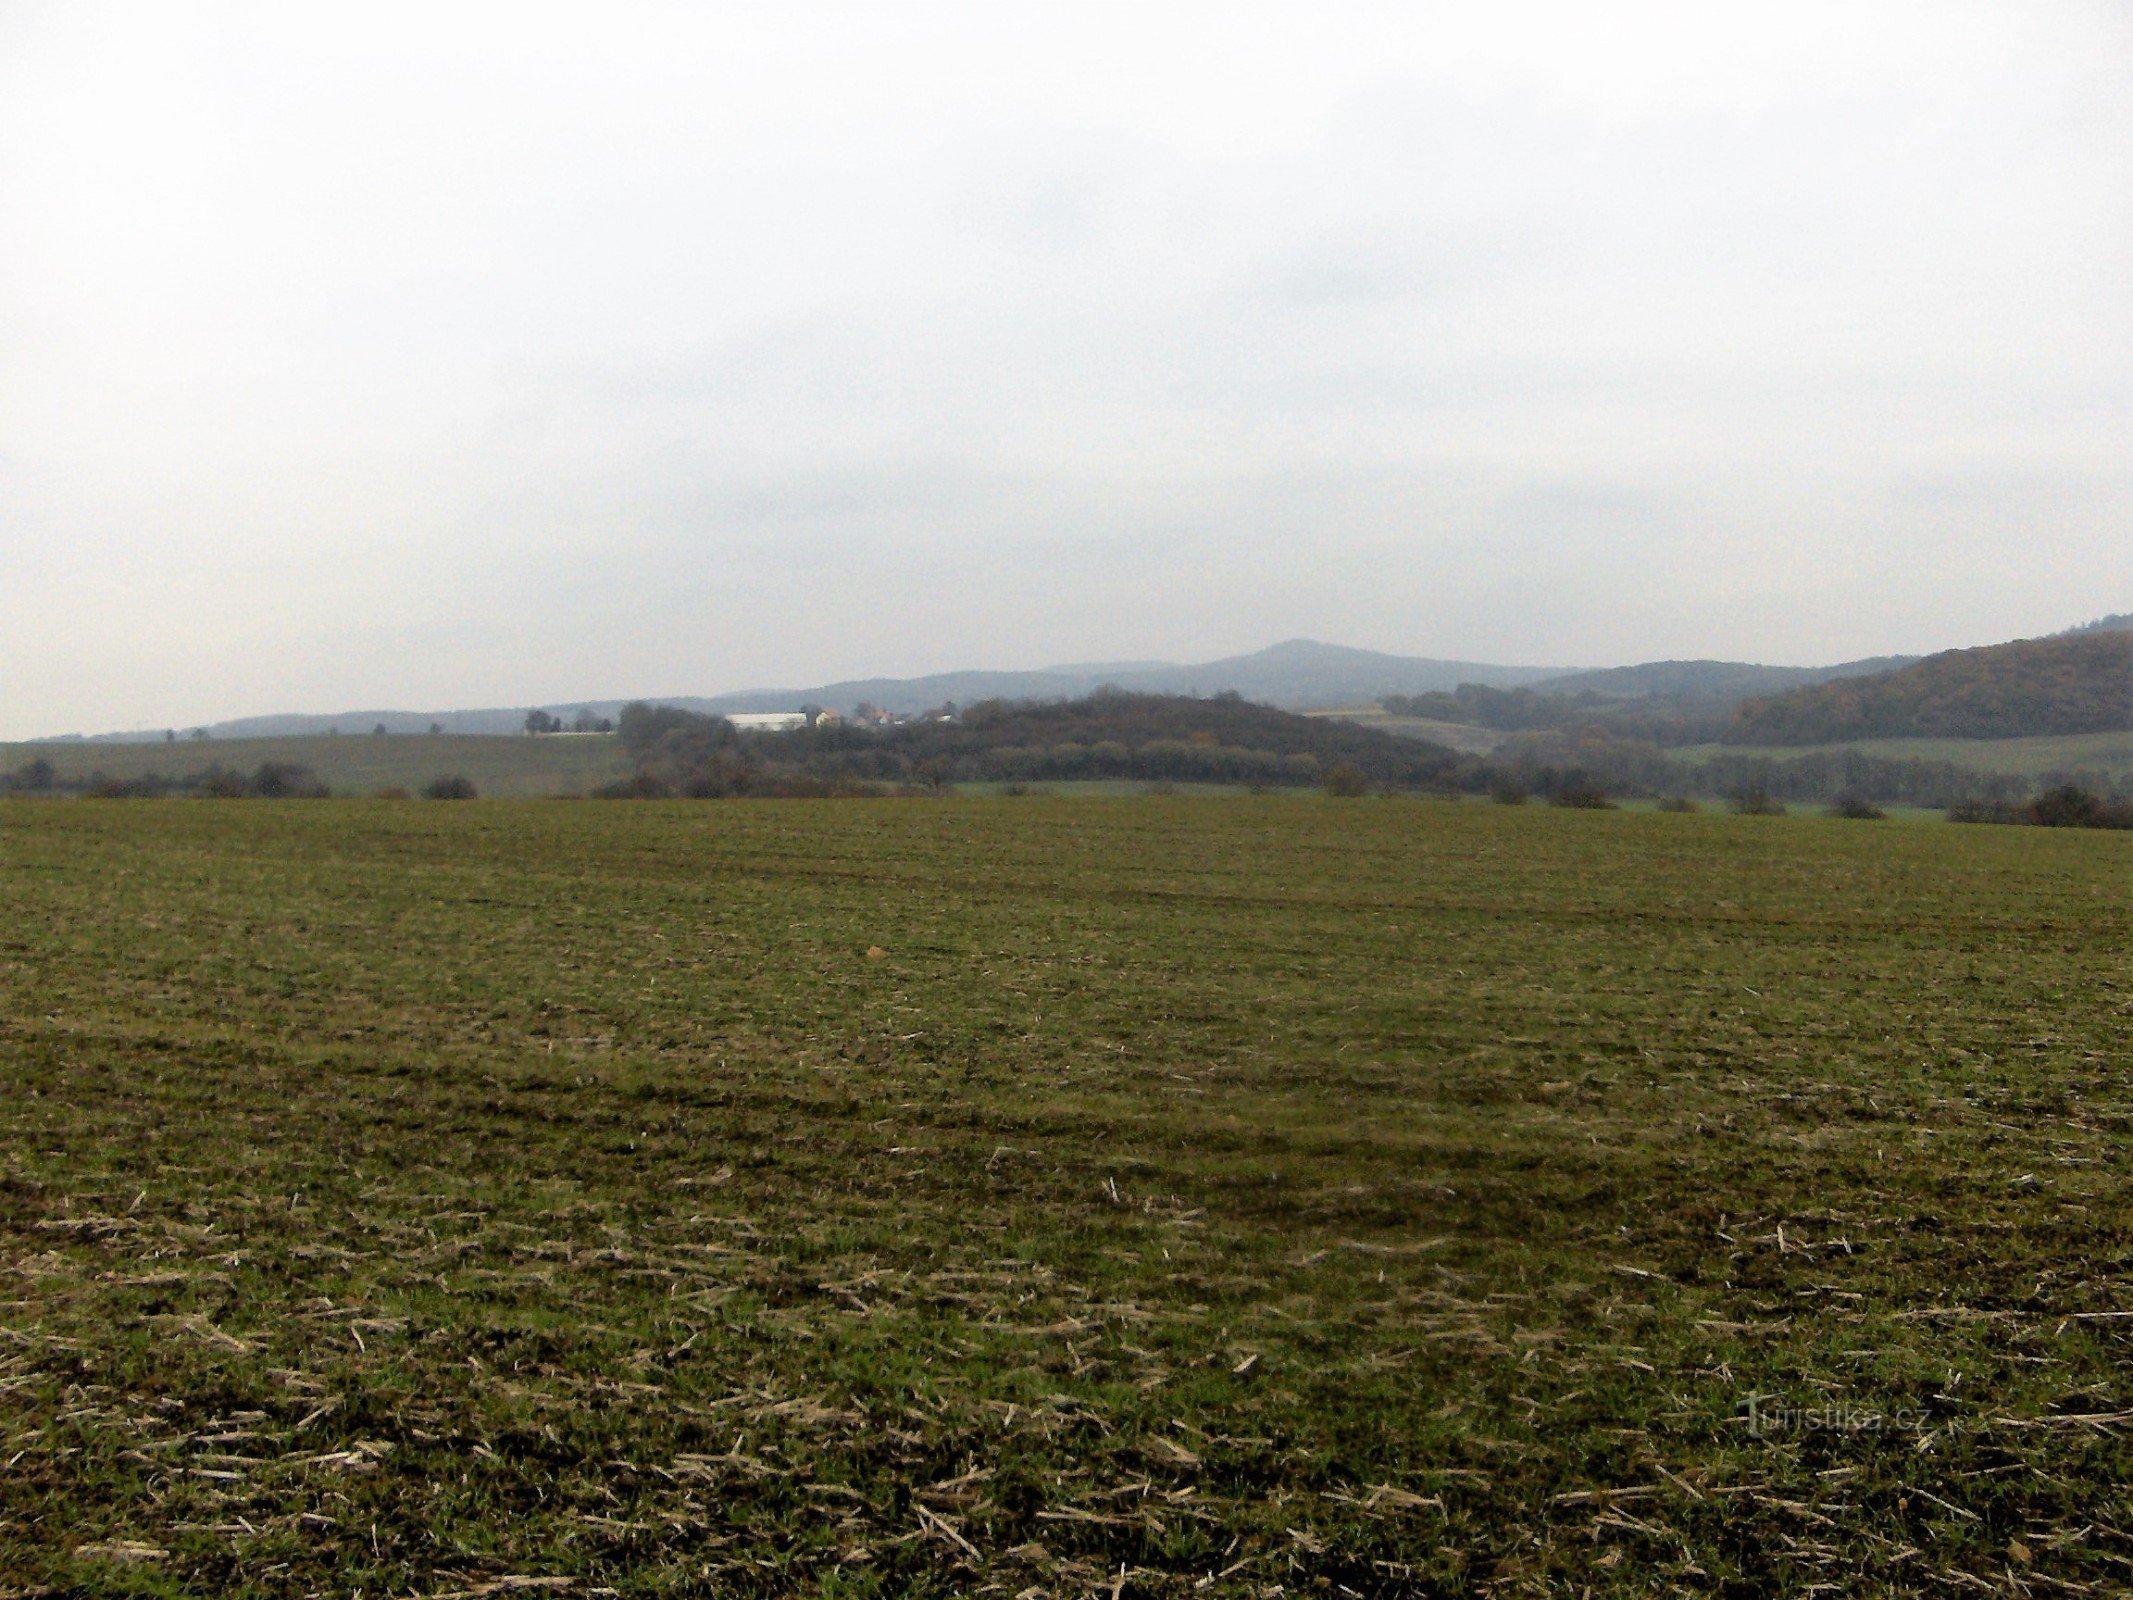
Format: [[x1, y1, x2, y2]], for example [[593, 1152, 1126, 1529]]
[[2, 733, 633, 799], [1305, 710, 1510, 755], [2, 798, 2130, 1596], [1676, 730, 2133, 783], [1317, 715, 2133, 790]]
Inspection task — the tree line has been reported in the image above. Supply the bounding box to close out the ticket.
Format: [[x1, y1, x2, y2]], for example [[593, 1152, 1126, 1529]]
[[0, 760, 478, 800]]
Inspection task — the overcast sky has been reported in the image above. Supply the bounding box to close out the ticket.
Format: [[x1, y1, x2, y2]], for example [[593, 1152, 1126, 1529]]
[[2, 2, 2129, 736]]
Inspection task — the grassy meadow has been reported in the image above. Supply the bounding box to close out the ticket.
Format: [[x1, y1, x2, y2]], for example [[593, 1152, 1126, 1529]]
[[1303, 710, 1511, 756], [1, 796, 2130, 1596]]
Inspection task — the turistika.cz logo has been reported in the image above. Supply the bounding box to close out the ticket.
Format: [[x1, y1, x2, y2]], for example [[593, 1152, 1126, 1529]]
[[1741, 1393, 1929, 1437]]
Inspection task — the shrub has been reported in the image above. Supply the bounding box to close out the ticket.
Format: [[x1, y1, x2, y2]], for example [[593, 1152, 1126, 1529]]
[[424, 775, 478, 800], [1828, 795, 1887, 820], [2027, 784, 2131, 829], [593, 772, 674, 800], [1551, 781, 1614, 810], [373, 786, 411, 801], [252, 762, 328, 799], [1728, 788, 1786, 816], [1489, 779, 1528, 806], [1948, 786, 2132, 829], [1655, 795, 1699, 813], [84, 773, 168, 799], [1, 758, 56, 794], [1322, 764, 1369, 798]]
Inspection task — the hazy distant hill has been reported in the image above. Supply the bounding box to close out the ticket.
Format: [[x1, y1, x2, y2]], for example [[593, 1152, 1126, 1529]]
[[42, 621, 2129, 745], [1109, 640, 1559, 703], [675, 640, 1558, 717], [1535, 656, 1917, 702], [1726, 632, 2133, 744], [47, 640, 1560, 742]]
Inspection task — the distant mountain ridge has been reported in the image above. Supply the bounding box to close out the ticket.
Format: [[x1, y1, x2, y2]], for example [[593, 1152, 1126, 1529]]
[[46, 641, 1565, 741], [36, 616, 2130, 743], [679, 641, 1567, 719]]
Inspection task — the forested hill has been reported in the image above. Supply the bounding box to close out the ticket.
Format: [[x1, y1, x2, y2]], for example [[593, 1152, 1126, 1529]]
[[619, 691, 1481, 792], [1536, 654, 1915, 701], [885, 692, 1470, 784], [1725, 631, 2133, 744]]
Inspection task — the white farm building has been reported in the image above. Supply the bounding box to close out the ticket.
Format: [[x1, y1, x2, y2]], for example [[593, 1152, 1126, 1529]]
[[726, 712, 809, 733]]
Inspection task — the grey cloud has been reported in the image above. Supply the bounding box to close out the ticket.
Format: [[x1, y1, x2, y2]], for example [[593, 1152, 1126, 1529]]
[[0, 2, 2128, 737]]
